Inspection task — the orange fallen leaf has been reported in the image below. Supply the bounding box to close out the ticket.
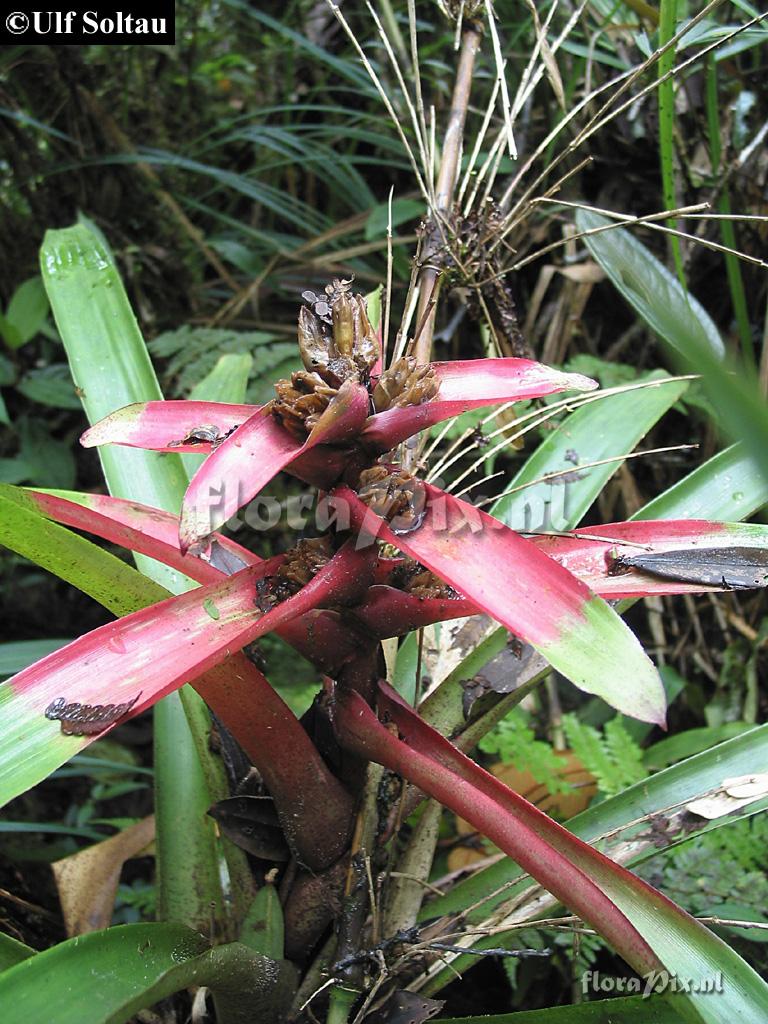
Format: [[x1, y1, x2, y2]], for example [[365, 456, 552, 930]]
[[52, 815, 155, 936]]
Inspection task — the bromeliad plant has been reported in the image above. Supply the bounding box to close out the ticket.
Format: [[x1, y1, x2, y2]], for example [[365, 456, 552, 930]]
[[4, 266, 768, 1020]]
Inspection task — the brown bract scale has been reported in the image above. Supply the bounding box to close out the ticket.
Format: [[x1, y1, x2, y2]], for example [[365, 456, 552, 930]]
[[387, 558, 459, 600], [255, 536, 335, 612], [271, 371, 338, 442], [357, 466, 427, 535], [371, 355, 438, 413]]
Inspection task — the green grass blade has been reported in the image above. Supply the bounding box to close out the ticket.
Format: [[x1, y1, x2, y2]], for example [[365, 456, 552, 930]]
[[40, 224, 189, 586], [222, 0, 374, 93], [704, 56, 753, 366]]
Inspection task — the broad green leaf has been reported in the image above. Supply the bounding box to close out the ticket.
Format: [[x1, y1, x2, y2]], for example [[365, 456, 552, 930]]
[[2, 277, 49, 350], [239, 885, 284, 960], [574, 210, 723, 359], [153, 694, 227, 931], [635, 444, 768, 522], [188, 352, 253, 405], [576, 211, 768, 483], [0, 923, 295, 1024], [434, 995, 686, 1022], [492, 375, 689, 530], [40, 223, 189, 587], [40, 222, 221, 932]]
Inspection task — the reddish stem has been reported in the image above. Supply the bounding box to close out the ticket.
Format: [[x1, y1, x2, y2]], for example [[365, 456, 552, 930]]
[[194, 655, 355, 872]]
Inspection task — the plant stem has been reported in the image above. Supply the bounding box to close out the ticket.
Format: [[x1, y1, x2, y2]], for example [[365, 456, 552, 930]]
[[413, 20, 482, 364], [382, 799, 443, 936]]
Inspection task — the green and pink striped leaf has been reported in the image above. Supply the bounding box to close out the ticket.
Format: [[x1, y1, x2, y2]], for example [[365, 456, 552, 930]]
[[26, 488, 258, 584], [362, 359, 596, 450], [334, 482, 665, 724], [0, 539, 372, 807]]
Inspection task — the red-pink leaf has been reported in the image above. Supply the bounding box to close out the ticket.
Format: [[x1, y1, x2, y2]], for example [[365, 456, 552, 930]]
[[333, 482, 664, 723], [531, 519, 764, 597], [334, 682, 662, 976], [362, 359, 596, 450], [179, 381, 370, 550], [81, 401, 257, 453], [351, 586, 476, 638]]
